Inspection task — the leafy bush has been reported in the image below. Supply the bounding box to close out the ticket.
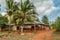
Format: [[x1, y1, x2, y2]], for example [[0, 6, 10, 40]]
[[0, 16, 8, 29], [51, 17, 60, 31]]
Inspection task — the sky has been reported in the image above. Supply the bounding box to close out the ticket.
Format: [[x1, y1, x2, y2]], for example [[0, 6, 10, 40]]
[[0, 0, 60, 22]]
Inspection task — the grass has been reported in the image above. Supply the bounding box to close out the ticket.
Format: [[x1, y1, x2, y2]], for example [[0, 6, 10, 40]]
[[0, 32, 5, 37], [0, 32, 37, 40], [54, 31, 60, 34], [8, 33, 35, 40], [52, 31, 60, 40]]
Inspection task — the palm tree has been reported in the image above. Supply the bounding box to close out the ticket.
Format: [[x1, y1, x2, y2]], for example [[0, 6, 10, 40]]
[[6, 0, 13, 32], [6, 0, 19, 32], [16, 0, 37, 34], [5, 0, 38, 34]]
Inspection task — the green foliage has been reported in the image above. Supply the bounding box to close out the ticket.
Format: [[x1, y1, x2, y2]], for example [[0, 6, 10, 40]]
[[53, 32, 60, 40], [0, 15, 8, 28], [42, 15, 49, 25], [5, 0, 38, 25], [0, 14, 2, 17], [56, 17, 60, 31], [5, 0, 39, 33], [15, 0, 38, 26], [52, 17, 60, 31]]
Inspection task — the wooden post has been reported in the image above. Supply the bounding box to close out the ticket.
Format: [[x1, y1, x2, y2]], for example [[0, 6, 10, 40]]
[[12, 25, 17, 31], [34, 24, 36, 32], [41, 25, 42, 30], [46, 26, 49, 31], [0, 28, 1, 31]]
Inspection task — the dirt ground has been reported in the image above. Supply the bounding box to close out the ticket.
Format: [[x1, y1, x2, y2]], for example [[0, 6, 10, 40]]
[[32, 30, 55, 40], [0, 30, 59, 40]]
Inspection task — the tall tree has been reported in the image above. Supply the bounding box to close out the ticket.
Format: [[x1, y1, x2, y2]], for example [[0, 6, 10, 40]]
[[6, 0, 19, 32], [0, 15, 8, 30], [5, 0, 38, 34], [0, 14, 2, 17], [42, 15, 49, 25], [16, 0, 37, 34], [52, 17, 60, 31]]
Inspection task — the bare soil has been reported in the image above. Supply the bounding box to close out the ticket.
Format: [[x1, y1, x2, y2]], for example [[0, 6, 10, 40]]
[[32, 30, 55, 40]]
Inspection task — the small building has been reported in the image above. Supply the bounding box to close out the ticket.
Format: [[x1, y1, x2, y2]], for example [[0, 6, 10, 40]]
[[12, 23, 50, 32], [0, 23, 50, 32]]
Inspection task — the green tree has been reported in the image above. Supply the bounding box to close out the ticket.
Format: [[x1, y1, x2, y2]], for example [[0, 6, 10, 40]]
[[0, 14, 2, 17], [6, 0, 18, 32], [15, 0, 37, 34], [42, 15, 49, 25], [5, 0, 38, 34], [0, 14, 8, 30], [52, 17, 60, 31]]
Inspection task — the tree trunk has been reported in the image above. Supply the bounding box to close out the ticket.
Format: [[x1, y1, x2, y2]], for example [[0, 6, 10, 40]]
[[20, 26, 24, 35], [8, 16, 11, 33], [12, 25, 17, 31], [0, 28, 1, 31], [9, 25, 11, 33], [34, 25, 36, 32]]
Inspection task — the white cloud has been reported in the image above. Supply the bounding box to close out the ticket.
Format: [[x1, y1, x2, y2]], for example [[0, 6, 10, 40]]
[[14, 0, 20, 2], [0, 0, 5, 4], [1, 12, 6, 16], [0, 0, 59, 17], [0, 0, 6, 5], [37, 7, 46, 12], [57, 13, 60, 17], [34, 0, 58, 16], [44, 7, 56, 15]]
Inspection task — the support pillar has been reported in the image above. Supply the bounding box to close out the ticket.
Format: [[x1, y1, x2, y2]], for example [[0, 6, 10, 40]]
[[34, 24, 36, 32]]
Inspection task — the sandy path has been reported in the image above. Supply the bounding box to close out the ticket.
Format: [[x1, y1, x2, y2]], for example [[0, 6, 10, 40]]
[[32, 30, 54, 40]]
